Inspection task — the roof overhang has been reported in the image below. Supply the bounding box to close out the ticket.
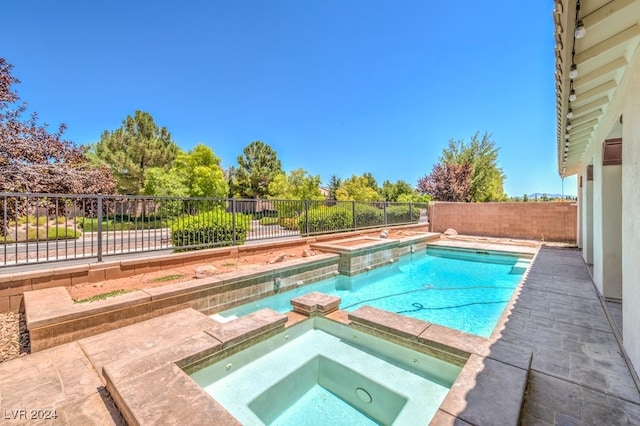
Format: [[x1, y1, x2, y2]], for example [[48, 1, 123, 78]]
[[554, 0, 640, 177]]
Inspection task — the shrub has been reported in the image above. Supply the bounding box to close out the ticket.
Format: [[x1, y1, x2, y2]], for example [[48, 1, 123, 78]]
[[353, 204, 384, 228], [259, 217, 279, 226], [170, 209, 248, 250], [385, 205, 421, 224], [279, 217, 298, 230], [298, 205, 352, 235]]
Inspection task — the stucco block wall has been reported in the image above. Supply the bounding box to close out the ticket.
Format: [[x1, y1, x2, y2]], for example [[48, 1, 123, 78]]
[[428, 202, 576, 242]]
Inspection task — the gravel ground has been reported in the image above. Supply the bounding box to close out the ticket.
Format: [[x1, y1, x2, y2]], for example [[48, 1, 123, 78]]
[[0, 312, 30, 363]]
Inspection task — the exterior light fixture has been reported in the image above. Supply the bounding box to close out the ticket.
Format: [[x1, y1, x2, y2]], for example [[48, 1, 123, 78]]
[[575, 21, 586, 38], [565, 147, 569, 152], [566, 123, 572, 131], [565, 133, 570, 140], [569, 90, 577, 102], [569, 65, 578, 79], [567, 109, 574, 119]]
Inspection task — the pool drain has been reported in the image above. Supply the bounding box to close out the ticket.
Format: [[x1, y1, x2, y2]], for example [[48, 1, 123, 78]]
[[355, 387, 372, 404]]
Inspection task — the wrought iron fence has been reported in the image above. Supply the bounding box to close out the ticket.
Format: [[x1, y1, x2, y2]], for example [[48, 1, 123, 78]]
[[0, 192, 427, 267]]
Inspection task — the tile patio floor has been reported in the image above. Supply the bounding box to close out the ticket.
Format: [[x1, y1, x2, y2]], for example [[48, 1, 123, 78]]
[[0, 246, 638, 425]]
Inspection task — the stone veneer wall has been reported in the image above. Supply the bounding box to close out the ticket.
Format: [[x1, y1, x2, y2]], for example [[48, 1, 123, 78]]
[[428, 202, 577, 242]]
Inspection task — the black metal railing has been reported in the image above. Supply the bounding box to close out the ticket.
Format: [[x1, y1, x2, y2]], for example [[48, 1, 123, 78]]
[[0, 192, 427, 266]]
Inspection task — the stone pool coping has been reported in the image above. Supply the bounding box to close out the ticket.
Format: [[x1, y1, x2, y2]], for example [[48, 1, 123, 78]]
[[98, 291, 532, 425], [310, 232, 440, 276]]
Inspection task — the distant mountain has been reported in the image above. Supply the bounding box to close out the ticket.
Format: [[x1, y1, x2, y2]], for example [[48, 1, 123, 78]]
[[528, 193, 569, 199]]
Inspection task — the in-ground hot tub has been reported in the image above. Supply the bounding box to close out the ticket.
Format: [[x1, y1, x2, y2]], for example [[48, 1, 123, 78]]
[[188, 317, 461, 425]]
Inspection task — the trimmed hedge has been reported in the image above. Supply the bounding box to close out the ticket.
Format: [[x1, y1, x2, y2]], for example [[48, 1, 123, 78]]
[[296, 203, 422, 234], [353, 204, 384, 228], [298, 206, 352, 235], [170, 209, 248, 250], [385, 205, 421, 224], [297, 204, 386, 235]]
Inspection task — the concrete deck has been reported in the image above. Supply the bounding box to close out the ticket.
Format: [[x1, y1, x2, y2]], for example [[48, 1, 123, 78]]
[[0, 246, 638, 424], [510, 247, 640, 424]]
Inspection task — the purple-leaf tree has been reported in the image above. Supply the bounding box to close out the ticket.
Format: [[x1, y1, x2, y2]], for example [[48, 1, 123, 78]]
[[417, 162, 473, 202]]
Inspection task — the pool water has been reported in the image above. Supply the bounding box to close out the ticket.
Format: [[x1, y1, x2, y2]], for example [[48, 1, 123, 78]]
[[190, 318, 460, 425], [219, 246, 530, 337]]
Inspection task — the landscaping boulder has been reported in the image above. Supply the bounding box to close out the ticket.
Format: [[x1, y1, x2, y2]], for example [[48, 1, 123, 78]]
[[302, 249, 318, 257], [443, 228, 458, 236]]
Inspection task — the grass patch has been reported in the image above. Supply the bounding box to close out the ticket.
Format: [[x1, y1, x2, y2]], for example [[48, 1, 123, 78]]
[[0, 235, 15, 244], [26, 227, 81, 241], [152, 274, 184, 282], [76, 217, 169, 232], [28, 216, 49, 226], [74, 289, 129, 304]]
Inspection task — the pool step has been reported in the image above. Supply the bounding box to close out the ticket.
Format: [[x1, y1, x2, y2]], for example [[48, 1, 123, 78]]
[[510, 260, 530, 275], [211, 314, 238, 324]]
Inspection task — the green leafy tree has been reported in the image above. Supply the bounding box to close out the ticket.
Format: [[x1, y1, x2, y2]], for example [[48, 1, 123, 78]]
[[362, 172, 379, 194], [440, 132, 506, 202], [381, 180, 414, 202], [336, 174, 380, 202], [268, 168, 323, 200], [523, 194, 529, 202], [144, 144, 228, 198], [231, 141, 282, 198], [397, 192, 431, 203], [96, 110, 178, 194], [327, 175, 342, 200]]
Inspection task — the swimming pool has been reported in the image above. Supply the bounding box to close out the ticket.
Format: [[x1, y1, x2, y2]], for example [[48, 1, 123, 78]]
[[217, 246, 531, 337]]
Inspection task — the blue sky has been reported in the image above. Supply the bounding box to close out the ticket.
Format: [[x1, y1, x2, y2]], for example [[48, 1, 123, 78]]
[[4, 0, 575, 197]]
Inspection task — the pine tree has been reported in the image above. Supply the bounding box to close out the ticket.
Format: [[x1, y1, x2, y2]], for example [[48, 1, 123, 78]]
[[96, 111, 178, 195]]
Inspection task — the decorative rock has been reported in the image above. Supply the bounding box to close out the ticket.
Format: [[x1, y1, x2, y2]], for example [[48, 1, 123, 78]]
[[195, 264, 217, 278], [302, 249, 317, 257], [443, 228, 458, 236]]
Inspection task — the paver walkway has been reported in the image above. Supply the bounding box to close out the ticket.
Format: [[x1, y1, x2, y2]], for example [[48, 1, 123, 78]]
[[508, 247, 640, 424]]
